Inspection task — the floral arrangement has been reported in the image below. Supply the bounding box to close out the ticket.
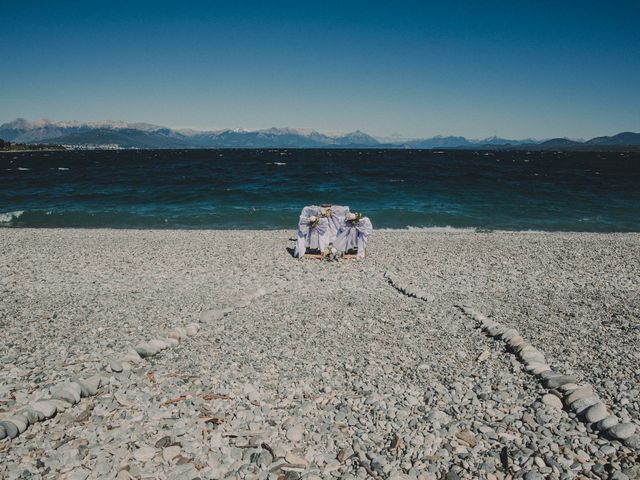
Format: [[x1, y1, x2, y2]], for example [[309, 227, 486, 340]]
[[308, 215, 320, 229], [320, 207, 332, 218], [346, 211, 363, 226], [323, 243, 340, 261]]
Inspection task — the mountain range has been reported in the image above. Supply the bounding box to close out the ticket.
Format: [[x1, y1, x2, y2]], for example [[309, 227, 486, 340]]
[[1, 118, 639, 150]]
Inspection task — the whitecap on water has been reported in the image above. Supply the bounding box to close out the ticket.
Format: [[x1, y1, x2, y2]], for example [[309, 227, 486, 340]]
[[0, 211, 24, 224]]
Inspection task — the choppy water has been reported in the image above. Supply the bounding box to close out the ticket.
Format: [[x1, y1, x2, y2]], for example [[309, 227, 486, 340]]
[[1, 149, 639, 231]]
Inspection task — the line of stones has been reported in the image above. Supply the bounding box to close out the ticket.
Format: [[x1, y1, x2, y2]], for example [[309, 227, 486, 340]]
[[0, 287, 274, 443], [383, 271, 639, 451]]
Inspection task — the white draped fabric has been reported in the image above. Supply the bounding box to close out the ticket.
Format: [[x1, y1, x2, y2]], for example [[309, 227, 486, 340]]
[[323, 205, 349, 243], [334, 217, 373, 259], [294, 215, 330, 258], [294, 205, 372, 259]]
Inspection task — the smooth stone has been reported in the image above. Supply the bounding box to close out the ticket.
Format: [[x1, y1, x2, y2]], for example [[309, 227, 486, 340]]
[[110, 360, 123, 372], [623, 434, 640, 449], [65, 381, 82, 396], [0, 420, 19, 438], [596, 415, 619, 431], [0, 424, 5, 440], [523, 472, 545, 480], [541, 394, 563, 410], [31, 401, 57, 418], [520, 348, 546, 364], [149, 339, 168, 351], [566, 386, 594, 405], [486, 325, 506, 337], [524, 363, 550, 373], [122, 349, 143, 363], [607, 423, 636, 440], [571, 395, 600, 414], [558, 383, 580, 393], [507, 335, 525, 348], [583, 403, 608, 423], [18, 408, 45, 424], [165, 337, 179, 347], [500, 328, 519, 341], [186, 323, 200, 336], [79, 375, 101, 396], [51, 384, 81, 404], [537, 370, 561, 380], [135, 343, 159, 358], [176, 327, 187, 337], [167, 329, 183, 342], [50, 399, 73, 412], [530, 365, 552, 375], [544, 375, 577, 389], [7, 414, 29, 433], [481, 320, 497, 330]]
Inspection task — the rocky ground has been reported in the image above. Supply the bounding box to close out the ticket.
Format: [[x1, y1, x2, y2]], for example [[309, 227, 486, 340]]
[[0, 229, 639, 479]]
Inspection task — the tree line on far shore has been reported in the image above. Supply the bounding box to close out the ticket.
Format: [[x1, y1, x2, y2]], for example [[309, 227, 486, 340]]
[[0, 138, 66, 151]]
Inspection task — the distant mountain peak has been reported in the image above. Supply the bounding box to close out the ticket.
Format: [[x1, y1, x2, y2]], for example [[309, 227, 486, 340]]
[[1, 118, 638, 149]]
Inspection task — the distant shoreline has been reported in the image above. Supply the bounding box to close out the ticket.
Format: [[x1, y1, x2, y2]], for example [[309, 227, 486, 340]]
[[2, 146, 640, 153]]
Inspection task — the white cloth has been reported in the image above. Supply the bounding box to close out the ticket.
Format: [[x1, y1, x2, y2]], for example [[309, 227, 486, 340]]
[[334, 216, 373, 259], [294, 215, 330, 258], [322, 205, 349, 243]]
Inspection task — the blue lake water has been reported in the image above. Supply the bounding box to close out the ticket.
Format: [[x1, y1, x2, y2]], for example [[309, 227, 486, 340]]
[[1, 149, 639, 231]]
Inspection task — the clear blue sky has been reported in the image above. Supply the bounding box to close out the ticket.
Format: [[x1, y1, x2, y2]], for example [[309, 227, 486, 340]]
[[1, 1, 639, 139]]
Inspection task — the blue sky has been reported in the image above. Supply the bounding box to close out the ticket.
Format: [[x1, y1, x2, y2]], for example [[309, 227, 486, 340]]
[[1, 1, 639, 139]]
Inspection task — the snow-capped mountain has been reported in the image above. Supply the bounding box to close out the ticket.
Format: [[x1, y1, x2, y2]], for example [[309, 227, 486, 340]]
[[0, 119, 381, 148], [1, 118, 638, 149]]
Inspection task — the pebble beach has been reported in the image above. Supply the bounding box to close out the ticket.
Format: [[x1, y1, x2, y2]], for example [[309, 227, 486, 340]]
[[1, 228, 639, 480]]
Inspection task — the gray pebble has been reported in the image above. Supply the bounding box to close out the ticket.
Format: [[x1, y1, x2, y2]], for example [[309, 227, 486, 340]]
[[544, 375, 577, 389], [565, 386, 594, 404], [623, 434, 640, 449], [31, 401, 57, 418], [51, 383, 81, 404], [134, 342, 159, 358], [0, 420, 19, 439], [596, 415, 619, 431], [74, 375, 101, 397], [110, 359, 124, 372], [7, 414, 29, 433], [17, 408, 44, 424], [607, 423, 636, 440], [571, 395, 600, 414], [583, 402, 608, 423]]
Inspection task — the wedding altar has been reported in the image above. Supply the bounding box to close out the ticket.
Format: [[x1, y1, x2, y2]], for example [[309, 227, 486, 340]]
[[294, 205, 373, 259]]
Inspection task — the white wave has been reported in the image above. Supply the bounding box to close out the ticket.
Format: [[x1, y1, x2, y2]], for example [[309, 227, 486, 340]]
[[58, 167, 69, 170], [17, 167, 30, 171], [0, 211, 24, 224], [377, 226, 563, 234], [273, 162, 286, 166], [377, 226, 477, 233]]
